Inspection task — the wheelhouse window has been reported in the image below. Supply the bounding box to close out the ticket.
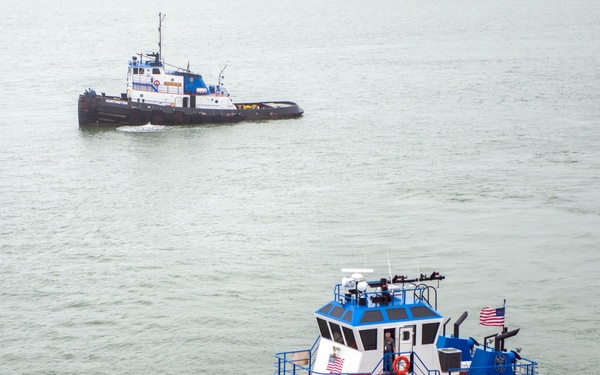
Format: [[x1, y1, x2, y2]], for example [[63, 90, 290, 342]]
[[342, 326, 358, 350], [387, 308, 408, 320], [316, 318, 332, 340], [360, 310, 384, 323], [359, 329, 378, 351], [342, 310, 353, 323], [410, 306, 437, 318], [329, 322, 345, 344], [319, 303, 334, 315], [331, 306, 345, 318], [152, 68, 161, 74], [133, 68, 139, 74], [421, 322, 440, 345]]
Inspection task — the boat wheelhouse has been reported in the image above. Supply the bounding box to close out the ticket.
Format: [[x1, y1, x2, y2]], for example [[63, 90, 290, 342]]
[[275, 269, 538, 375], [126, 52, 235, 111]]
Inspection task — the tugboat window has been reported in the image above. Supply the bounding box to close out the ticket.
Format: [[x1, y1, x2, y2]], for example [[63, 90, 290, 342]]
[[359, 329, 378, 351], [152, 68, 160, 74], [329, 322, 345, 345], [386, 308, 408, 321], [133, 68, 138, 74], [410, 306, 437, 318], [360, 310, 384, 323], [319, 303, 334, 315], [342, 310, 353, 322], [316, 318, 332, 340], [342, 326, 358, 349], [331, 306, 345, 318], [421, 322, 440, 345]]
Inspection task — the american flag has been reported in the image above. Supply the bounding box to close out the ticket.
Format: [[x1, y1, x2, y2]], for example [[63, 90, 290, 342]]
[[479, 306, 505, 326], [326, 356, 345, 374]]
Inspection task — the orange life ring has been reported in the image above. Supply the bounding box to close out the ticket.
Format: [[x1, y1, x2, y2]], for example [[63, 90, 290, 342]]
[[153, 80, 160, 87], [392, 355, 410, 375]]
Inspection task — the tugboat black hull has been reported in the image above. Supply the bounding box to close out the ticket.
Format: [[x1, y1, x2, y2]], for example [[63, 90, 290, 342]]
[[78, 93, 303, 127]]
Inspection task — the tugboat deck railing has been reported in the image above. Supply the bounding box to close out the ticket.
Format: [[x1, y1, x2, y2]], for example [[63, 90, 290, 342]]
[[275, 345, 440, 375], [130, 76, 184, 95], [445, 358, 538, 375], [274, 337, 319, 375], [333, 283, 437, 309], [275, 347, 535, 375]]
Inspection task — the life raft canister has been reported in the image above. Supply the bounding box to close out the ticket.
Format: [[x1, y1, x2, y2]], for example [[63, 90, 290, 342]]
[[392, 355, 410, 375]]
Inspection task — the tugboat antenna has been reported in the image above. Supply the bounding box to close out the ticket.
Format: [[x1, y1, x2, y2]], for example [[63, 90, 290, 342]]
[[158, 12, 166, 60], [387, 251, 393, 282], [218, 65, 228, 86]]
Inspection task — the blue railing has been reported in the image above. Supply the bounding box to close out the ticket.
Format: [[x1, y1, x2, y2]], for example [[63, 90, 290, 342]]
[[409, 352, 441, 375], [274, 337, 319, 375], [333, 283, 434, 309], [447, 358, 538, 375], [275, 345, 442, 375]]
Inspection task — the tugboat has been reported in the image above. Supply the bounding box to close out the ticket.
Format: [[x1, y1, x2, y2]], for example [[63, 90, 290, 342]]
[[78, 13, 303, 127], [274, 269, 539, 375]]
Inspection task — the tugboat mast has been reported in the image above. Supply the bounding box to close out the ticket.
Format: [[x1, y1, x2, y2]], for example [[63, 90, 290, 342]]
[[158, 12, 166, 59]]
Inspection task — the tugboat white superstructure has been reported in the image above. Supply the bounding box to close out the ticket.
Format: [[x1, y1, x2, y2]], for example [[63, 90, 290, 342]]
[[275, 269, 538, 375], [78, 13, 303, 127]]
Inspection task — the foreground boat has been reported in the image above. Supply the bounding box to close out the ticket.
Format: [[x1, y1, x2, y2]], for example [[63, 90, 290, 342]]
[[275, 269, 538, 375], [78, 13, 303, 127]]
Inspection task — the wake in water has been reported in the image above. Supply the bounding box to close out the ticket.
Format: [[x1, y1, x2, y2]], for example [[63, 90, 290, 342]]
[[116, 124, 169, 133]]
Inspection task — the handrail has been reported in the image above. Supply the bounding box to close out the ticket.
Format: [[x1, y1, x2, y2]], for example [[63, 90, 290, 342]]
[[447, 357, 538, 375], [130, 78, 183, 95], [274, 348, 443, 375], [274, 337, 320, 375], [405, 351, 441, 375], [333, 283, 435, 308], [132, 82, 158, 93]]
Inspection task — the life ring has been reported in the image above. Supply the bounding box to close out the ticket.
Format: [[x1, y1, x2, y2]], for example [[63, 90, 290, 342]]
[[153, 80, 160, 87], [392, 355, 410, 375]]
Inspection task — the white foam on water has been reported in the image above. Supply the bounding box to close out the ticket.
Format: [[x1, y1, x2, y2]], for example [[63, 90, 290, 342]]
[[116, 124, 169, 133]]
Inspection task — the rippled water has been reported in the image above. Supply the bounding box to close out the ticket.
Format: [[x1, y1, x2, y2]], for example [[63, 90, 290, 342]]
[[1, 0, 599, 374]]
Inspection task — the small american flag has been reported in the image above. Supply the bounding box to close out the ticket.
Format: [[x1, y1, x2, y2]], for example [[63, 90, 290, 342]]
[[326, 356, 345, 374], [479, 306, 505, 326]]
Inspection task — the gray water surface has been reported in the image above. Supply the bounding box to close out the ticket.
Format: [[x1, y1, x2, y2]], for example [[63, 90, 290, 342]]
[[1, 1, 599, 374]]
